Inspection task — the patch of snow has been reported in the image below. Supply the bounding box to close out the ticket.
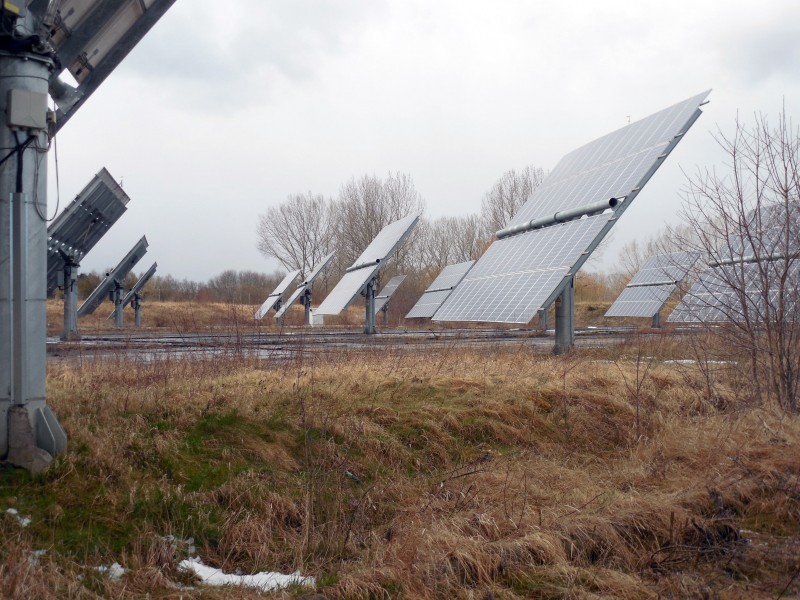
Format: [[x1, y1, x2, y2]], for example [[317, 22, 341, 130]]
[[6, 508, 31, 527], [179, 557, 315, 592], [96, 563, 125, 580]]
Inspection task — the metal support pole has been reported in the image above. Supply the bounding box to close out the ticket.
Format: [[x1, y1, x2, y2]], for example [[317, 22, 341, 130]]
[[133, 294, 142, 328], [60, 261, 80, 340], [11, 193, 27, 406], [364, 277, 377, 334], [0, 46, 67, 468], [651, 311, 661, 329], [113, 283, 124, 329], [302, 290, 312, 326], [538, 307, 549, 332], [553, 277, 575, 354]]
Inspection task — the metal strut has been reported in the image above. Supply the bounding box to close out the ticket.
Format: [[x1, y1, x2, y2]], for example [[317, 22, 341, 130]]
[[553, 277, 575, 354], [363, 277, 377, 334]]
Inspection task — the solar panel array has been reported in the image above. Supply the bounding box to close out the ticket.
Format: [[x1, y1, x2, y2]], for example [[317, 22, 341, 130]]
[[406, 260, 475, 319], [434, 90, 710, 324], [669, 203, 800, 323], [374, 275, 406, 314], [255, 270, 301, 320], [605, 252, 700, 318], [47, 168, 129, 294], [77, 236, 148, 316], [316, 214, 420, 315], [668, 260, 800, 323], [274, 253, 335, 319]]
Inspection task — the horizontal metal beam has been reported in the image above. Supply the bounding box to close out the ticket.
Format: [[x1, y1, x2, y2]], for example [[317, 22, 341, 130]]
[[346, 259, 380, 273], [496, 197, 620, 240], [709, 252, 792, 268]]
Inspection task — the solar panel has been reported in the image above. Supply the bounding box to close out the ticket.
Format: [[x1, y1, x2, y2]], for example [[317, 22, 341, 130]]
[[406, 260, 475, 318], [316, 214, 420, 315], [47, 168, 129, 294], [435, 90, 710, 324], [274, 253, 335, 320], [77, 235, 148, 316], [254, 270, 301, 320], [46, 0, 180, 131], [374, 275, 406, 314], [107, 262, 158, 319], [605, 252, 700, 318], [668, 260, 800, 323]]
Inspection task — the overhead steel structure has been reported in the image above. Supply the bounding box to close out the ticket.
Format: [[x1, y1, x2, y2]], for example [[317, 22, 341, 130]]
[[316, 214, 420, 333], [47, 168, 129, 340], [0, 1, 177, 470], [406, 260, 474, 319], [78, 236, 148, 328], [434, 91, 710, 353], [274, 252, 335, 325], [107, 262, 157, 328], [669, 204, 800, 323], [605, 251, 700, 327], [255, 270, 301, 321], [373, 274, 406, 326]]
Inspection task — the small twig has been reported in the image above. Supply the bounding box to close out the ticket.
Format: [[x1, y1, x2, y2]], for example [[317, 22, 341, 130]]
[[556, 491, 606, 520]]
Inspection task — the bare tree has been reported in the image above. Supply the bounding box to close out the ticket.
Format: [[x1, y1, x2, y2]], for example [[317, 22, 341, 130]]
[[331, 172, 425, 272], [677, 110, 800, 411], [480, 165, 546, 234], [616, 224, 698, 278], [415, 214, 486, 275], [256, 192, 333, 279]]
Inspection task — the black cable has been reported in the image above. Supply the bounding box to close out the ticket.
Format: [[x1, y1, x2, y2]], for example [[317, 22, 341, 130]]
[[0, 133, 34, 169], [12, 130, 23, 193]]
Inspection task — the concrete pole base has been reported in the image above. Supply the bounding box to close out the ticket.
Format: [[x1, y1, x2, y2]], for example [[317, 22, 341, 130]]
[[5, 406, 53, 473]]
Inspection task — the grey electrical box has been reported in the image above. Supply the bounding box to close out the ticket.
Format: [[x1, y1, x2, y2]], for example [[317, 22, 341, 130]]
[[7, 89, 48, 130]]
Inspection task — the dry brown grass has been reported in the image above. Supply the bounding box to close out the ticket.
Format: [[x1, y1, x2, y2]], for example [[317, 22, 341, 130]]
[[1, 338, 798, 598]]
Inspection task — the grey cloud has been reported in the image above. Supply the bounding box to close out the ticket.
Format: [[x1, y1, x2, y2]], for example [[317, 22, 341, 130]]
[[120, 0, 385, 110]]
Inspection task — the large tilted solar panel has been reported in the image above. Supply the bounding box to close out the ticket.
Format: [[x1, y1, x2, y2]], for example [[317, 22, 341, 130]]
[[668, 259, 800, 323], [605, 252, 700, 318], [374, 275, 406, 314], [316, 214, 419, 315], [274, 252, 335, 319], [406, 260, 474, 319], [435, 91, 710, 324], [255, 270, 300, 320], [47, 168, 130, 293]]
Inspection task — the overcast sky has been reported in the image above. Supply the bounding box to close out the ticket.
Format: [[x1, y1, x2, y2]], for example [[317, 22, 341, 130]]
[[50, 0, 800, 281]]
